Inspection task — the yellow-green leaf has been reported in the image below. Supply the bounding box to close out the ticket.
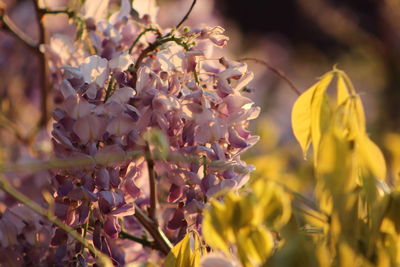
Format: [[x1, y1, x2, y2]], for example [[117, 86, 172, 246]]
[[291, 85, 315, 157], [165, 232, 202, 267], [336, 74, 350, 106], [252, 179, 292, 228], [202, 201, 230, 253], [353, 96, 366, 135], [236, 226, 274, 267], [291, 72, 333, 159], [310, 73, 334, 162], [316, 129, 357, 193], [357, 135, 387, 180]]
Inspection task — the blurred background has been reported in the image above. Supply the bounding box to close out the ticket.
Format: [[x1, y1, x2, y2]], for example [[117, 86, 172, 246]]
[[1, 0, 400, 205], [161, 0, 400, 133]]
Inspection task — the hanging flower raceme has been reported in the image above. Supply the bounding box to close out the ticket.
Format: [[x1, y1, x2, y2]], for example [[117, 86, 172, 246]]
[[45, 0, 259, 265]]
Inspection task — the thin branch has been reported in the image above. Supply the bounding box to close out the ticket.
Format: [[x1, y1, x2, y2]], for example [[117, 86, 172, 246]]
[[119, 230, 157, 249], [128, 27, 160, 54], [133, 203, 173, 254], [133, 36, 190, 72], [0, 174, 112, 266], [145, 143, 157, 221], [193, 69, 200, 84], [176, 0, 197, 29], [130, 36, 190, 87], [0, 149, 251, 176], [0, 2, 51, 145], [0, 150, 144, 173], [33, 0, 51, 129], [0, 113, 29, 144], [38, 8, 75, 17], [0, 9, 39, 51], [104, 76, 115, 102], [239, 57, 301, 96]]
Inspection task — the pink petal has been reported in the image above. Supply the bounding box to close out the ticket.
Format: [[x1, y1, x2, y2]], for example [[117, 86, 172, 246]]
[[168, 183, 182, 202], [167, 205, 185, 230], [96, 168, 111, 190], [228, 127, 248, 148], [106, 114, 136, 136], [104, 216, 120, 239], [80, 55, 109, 87], [107, 87, 136, 104], [125, 179, 141, 199], [201, 174, 218, 194], [73, 114, 105, 144], [109, 204, 135, 217], [63, 95, 95, 119]]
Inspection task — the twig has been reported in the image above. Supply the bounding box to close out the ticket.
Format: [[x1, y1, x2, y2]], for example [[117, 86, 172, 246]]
[[239, 57, 301, 96], [0, 2, 51, 144], [0, 7, 39, 50], [0, 174, 112, 266], [193, 69, 200, 84], [130, 6, 196, 79], [0, 150, 251, 175], [128, 27, 160, 54], [145, 143, 157, 221], [133, 37, 190, 72], [176, 0, 197, 29], [38, 8, 75, 17], [33, 0, 51, 129], [133, 203, 173, 254], [130, 36, 190, 86], [119, 230, 157, 249], [104, 76, 115, 102], [0, 113, 29, 144], [0, 150, 143, 173]]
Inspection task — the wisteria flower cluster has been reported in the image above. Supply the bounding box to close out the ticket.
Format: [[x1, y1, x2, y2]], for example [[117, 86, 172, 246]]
[[24, 0, 261, 265]]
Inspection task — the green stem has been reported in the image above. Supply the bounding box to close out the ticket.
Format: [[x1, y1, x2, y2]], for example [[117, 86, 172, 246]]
[[83, 208, 91, 237], [128, 28, 159, 54], [0, 150, 143, 173], [0, 174, 112, 267], [193, 70, 200, 85], [119, 230, 156, 249], [0, 149, 251, 177], [202, 156, 207, 178], [38, 8, 75, 17], [133, 37, 190, 73], [104, 76, 115, 102]]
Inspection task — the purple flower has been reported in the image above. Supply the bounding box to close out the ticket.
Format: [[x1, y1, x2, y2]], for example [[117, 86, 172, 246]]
[[43, 0, 260, 264]]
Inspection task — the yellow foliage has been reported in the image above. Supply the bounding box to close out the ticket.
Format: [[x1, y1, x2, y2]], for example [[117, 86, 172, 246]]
[[200, 69, 398, 267], [202, 178, 291, 266], [383, 133, 400, 185], [165, 232, 203, 267], [292, 68, 386, 181]]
